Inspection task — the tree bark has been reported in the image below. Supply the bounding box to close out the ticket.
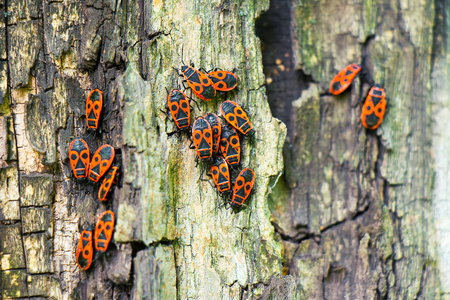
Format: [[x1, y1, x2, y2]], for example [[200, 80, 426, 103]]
[[258, 0, 448, 299], [0, 0, 448, 299], [1, 0, 287, 299]]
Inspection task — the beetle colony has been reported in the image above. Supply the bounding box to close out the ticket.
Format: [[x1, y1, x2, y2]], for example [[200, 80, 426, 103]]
[[164, 63, 256, 209], [71, 62, 257, 271], [69, 89, 118, 270]]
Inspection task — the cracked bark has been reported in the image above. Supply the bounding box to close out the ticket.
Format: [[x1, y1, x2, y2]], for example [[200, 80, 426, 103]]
[[258, 0, 447, 299], [0, 0, 447, 299], [1, 0, 288, 299]]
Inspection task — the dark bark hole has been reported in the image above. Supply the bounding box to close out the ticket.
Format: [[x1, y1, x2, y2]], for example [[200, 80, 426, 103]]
[[255, 0, 313, 141], [130, 241, 147, 255]]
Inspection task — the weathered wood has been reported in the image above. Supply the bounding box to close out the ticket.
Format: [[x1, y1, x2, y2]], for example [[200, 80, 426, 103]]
[[258, 0, 443, 298], [21, 207, 52, 235], [106, 243, 132, 285], [131, 246, 177, 300], [1, 269, 27, 299], [1, 0, 447, 299], [27, 274, 61, 298], [0, 224, 25, 270], [23, 233, 53, 274], [8, 20, 42, 89], [431, 0, 450, 297], [0, 166, 20, 221], [19, 175, 53, 207]]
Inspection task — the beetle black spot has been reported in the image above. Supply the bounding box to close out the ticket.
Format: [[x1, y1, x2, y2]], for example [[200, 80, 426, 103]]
[[71, 154, 78, 160], [81, 153, 88, 159]]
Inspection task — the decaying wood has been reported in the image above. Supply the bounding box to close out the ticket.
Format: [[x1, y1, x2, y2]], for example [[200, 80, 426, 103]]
[[258, 0, 446, 298]]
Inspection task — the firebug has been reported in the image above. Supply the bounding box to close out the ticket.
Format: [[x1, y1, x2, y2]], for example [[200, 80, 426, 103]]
[[231, 168, 255, 208], [208, 70, 238, 92], [166, 89, 191, 130], [86, 89, 103, 129], [211, 156, 231, 194], [192, 117, 213, 161], [204, 112, 221, 155], [220, 101, 255, 136], [88, 144, 115, 182], [69, 139, 90, 179], [76, 229, 93, 270], [220, 125, 241, 166], [98, 165, 119, 202], [329, 64, 361, 95], [361, 84, 387, 130], [180, 64, 216, 101], [94, 210, 115, 254]]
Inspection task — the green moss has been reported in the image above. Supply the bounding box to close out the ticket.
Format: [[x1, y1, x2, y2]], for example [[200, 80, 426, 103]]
[[267, 174, 289, 214], [362, 0, 378, 37], [0, 91, 10, 116], [295, 2, 322, 74], [167, 150, 182, 209], [379, 205, 394, 261]]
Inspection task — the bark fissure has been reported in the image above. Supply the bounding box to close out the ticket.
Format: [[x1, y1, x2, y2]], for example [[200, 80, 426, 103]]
[[4, 0, 29, 299]]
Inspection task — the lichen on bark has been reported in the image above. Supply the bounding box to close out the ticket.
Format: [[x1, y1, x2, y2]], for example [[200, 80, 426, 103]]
[[266, 0, 441, 298], [114, 0, 288, 298]]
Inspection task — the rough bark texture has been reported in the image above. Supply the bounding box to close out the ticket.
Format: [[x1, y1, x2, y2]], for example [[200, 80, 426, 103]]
[[257, 0, 448, 299], [0, 0, 287, 299], [0, 0, 448, 299]]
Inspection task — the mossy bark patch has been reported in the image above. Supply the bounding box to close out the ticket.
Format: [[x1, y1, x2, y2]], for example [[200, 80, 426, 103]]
[[25, 75, 68, 164], [21, 207, 52, 235], [1, 269, 28, 299], [8, 20, 42, 88], [20, 175, 54, 207], [23, 233, 53, 274], [0, 166, 20, 221], [0, 224, 25, 270]]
